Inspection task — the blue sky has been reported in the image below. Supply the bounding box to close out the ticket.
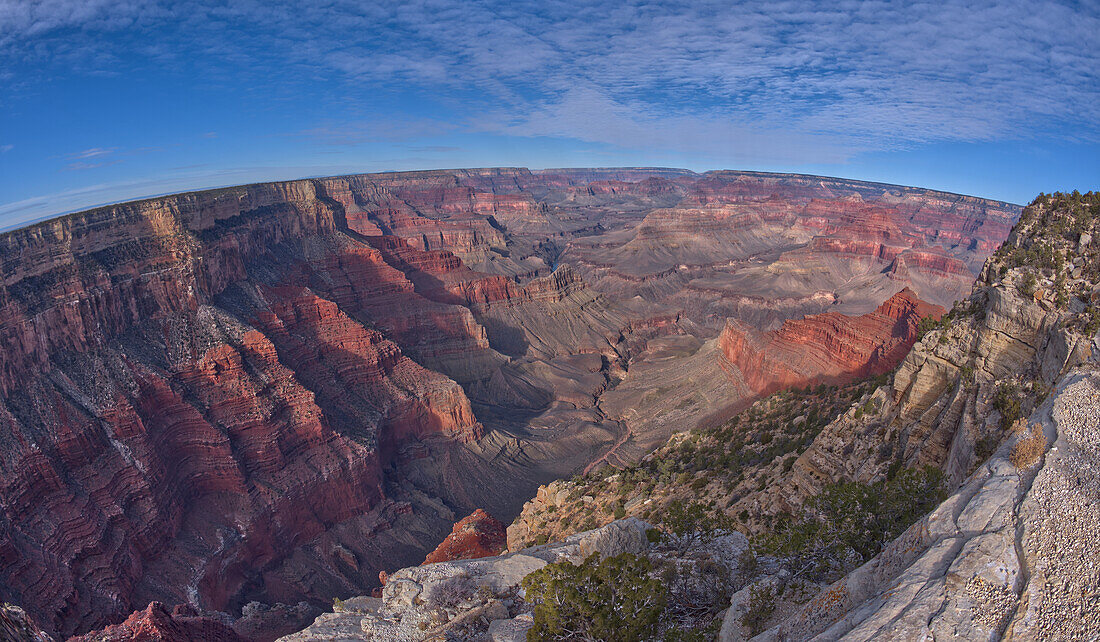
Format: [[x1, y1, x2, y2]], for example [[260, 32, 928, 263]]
[[1, 0, 1098, 229]]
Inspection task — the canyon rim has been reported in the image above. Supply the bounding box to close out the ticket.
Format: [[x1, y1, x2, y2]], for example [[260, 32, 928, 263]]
[[3, 0, 1098, 639]]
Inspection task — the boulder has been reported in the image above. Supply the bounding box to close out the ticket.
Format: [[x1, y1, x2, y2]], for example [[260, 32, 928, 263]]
[[488, 613, 535, 642], [576, 517, 651, 560], [381, 579, 423, 611], [719, 577, 781, 642], [424, 509, 507, 564]]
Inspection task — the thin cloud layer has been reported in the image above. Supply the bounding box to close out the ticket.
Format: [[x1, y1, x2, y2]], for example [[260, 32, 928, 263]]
[[2, 0, 1097, 158]]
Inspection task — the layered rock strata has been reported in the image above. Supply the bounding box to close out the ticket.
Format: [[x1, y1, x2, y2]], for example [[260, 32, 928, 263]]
[[720, 288, 944, 396], [727, 368, 1100, 641], [422, 509, 507, 565], [768, 198, 1097, 516], [69, 602, 247, 642], [0, 168, 1018, 639], [713, 192, 1100, 637]]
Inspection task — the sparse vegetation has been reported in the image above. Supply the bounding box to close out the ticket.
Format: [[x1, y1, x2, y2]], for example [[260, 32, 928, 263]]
[[740, 583, 777, 635], [513, 377, 890, 549], [992, 382, 1023, 431], [657, 499, 736, 552], [1009, 419, 1047, 470], [993, 191, 1100, 321], [916, 314, 943, 341], [426, 573, 476, 608], [756, 466, 946, 582], [1019, 271, 1038, 298], [522, 553, 666, 642]]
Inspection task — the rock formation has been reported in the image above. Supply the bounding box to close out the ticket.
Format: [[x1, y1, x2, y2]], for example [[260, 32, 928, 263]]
[[0, 168, 1017, 639], [722, 369, 1100, 641], [422, 509, 507, 565], [493, 191, 1098, 641], [720, 288, 944, 396], [0, 605, 52, 642], [281, 517, 749, 641], [716, 191, 1100, 638], [763, 195, 1097, 518], [68, 603, 247, 642]]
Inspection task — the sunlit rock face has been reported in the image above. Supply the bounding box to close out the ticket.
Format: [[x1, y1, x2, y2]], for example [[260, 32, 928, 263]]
[[0, 168, 1017, 638], [422, 509, 507, 565], [720, 287, 945, 396]]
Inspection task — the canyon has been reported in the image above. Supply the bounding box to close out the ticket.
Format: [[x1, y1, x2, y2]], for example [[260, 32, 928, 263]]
[[0, 168, 1018, 639], [287, 193, 1099, 642]]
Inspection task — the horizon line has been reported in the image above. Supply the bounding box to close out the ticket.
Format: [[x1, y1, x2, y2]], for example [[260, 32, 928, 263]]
[[0, 166, 1026, 236]]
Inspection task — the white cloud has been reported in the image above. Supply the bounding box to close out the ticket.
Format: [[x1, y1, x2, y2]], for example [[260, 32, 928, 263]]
[[484, 85, 854, 164], [66, 147, 115, 159], [2, 0, 1098, 163]]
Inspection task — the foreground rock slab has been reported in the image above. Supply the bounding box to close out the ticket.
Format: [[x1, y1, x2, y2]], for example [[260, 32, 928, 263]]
[[728, 368, 1100, 641], [280, 518, 655, 641]]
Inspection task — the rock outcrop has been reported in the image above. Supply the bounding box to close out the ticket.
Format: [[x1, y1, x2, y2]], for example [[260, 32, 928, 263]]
[[422, 509, 507, 565], [0, 605, 52, 642], [727, 369, 1100, 641], [715, 191, 1100, 638], [499, 191, 1096, 642], [280, 518, 651, 641], [767, 195, 1097, 516], [69, 602, 247, 642], [720, 288, 944, 396], [281, 517, 749, 641]]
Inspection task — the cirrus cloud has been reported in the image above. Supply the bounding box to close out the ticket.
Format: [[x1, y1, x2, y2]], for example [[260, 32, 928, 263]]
[[3, 0, 1097, 161]]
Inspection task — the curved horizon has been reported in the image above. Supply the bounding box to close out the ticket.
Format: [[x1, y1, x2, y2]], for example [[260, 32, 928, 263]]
[[0, 165, 1028, 235], [2, 1, 1097, 231]]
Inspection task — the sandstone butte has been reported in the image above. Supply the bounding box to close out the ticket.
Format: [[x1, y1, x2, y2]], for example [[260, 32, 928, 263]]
[[720, 287, 945, 396], [0, 168, 1019, 640]]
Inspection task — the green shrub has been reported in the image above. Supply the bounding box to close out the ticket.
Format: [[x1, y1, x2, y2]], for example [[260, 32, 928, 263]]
[[522, 553, 666, 642], [740, 583, 777, 635], [757, 466, 946, 581], [992, 382, 1022, 431], [659, 500, 736, 552], [1019, 271, 1037, 298], [916, 315, 942, 340], [1086, 307, 1100, 336], [661, 618, 722, 641]]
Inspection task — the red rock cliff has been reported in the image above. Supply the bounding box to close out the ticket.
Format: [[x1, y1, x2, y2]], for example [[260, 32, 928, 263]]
[[422, 509, 507, 565], [0, 178, 485, 639], [720, 288, 944, 396], [0, 168, 1013, 640]]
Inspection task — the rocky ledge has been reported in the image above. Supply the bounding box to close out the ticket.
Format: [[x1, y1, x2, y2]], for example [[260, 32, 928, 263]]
[[723, 365, 1100, 641], [281, 518, 652, 641], [281, 517, 749, 641]]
